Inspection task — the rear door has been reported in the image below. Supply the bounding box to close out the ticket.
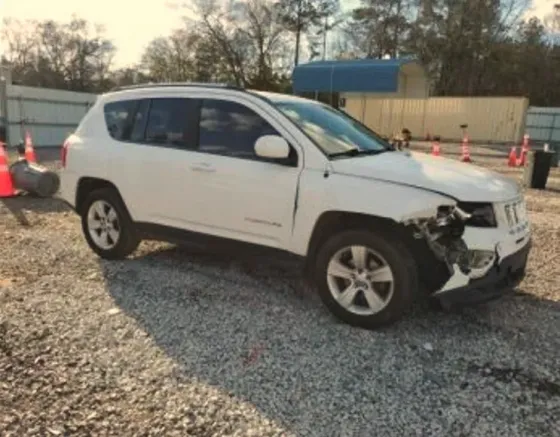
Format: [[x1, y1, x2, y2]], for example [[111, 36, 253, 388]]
[[105, 96, 200, 227], [103, 98, 146, 219]]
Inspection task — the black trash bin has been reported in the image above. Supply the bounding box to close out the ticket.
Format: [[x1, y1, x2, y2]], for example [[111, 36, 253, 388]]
[[549, 143, 559, 168], [9, 160, 60, 198], [523, 150, 554, 189]]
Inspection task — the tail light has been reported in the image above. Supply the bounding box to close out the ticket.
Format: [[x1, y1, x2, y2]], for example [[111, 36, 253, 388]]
[[61, 139, 70, 168]]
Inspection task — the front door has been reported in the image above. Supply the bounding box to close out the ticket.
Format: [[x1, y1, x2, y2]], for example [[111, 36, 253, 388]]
[[183, 98, 302, 249]]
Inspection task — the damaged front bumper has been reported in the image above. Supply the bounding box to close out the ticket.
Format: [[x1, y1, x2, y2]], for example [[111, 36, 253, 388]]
[[403, 195, 532, 308], [435, 237, 531, 308]]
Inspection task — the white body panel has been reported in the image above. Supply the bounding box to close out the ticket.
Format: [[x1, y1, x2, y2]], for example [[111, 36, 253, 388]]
[[181, 150, 300, 248], [330, 151, 521, 203], [108, 142, 191, 226], [287, 171, 458, 255]]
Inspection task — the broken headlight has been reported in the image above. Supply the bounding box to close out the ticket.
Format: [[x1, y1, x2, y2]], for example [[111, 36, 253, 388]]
[[457, 202, 497, 228], [468, 250, 496, 270]]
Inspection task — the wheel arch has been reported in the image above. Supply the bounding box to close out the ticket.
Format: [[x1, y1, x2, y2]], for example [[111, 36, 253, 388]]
[[306, 211, 403, 258], [304, 210, 450, 292], [75, 177, 127, 216]]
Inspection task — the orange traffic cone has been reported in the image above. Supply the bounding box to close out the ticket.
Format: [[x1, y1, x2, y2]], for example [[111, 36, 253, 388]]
[[518, 134, 530, 166], [431, 140, 441, 156], [0, 145, 16, 198], [508, 146, 518, 167], [24, 131, 37, 163], [460, 136, 472, 163]]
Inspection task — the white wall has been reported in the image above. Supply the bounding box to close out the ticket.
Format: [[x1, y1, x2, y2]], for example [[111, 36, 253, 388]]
[[340, 66, 429, 119], [6, 84, 98, 147], [525, 107, 560, 143], [344, 95, 529, 143]]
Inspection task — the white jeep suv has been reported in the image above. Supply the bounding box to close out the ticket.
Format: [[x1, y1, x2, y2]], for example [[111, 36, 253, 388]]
[[59, 83, 532, 329]]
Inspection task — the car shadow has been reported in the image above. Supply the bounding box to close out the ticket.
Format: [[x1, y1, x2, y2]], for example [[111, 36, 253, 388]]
[[98, 243, 560, 435]]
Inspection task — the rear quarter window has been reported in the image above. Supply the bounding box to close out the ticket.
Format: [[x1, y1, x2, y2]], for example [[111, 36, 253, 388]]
[[103, 100, 138, 140]]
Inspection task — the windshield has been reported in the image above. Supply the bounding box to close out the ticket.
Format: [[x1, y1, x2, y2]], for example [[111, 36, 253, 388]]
[[273, 99, 391, 157]]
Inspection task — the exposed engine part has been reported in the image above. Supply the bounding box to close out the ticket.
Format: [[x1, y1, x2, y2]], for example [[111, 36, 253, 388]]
[[406, 206, 472, 275], [443, 239, 471, 274]]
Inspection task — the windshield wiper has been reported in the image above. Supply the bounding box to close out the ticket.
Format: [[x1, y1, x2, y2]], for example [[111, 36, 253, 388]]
[[328, 148, 390, 159]]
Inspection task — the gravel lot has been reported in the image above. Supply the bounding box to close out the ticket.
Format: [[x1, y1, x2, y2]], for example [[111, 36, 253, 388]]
[[1, 145, 560, 437]]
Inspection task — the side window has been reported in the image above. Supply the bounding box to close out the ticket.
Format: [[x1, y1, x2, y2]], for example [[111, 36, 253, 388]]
[[198, 99, 284, 161], [103, 100, 138, 140], [130, 99, 151, 142], [144, 98, 193, 148]]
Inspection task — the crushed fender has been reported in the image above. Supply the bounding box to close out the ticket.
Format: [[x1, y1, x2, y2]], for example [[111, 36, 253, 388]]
[[403, 205, 474, 291]]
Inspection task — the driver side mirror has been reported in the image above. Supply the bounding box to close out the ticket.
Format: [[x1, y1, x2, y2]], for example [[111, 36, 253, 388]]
[[255, 135, 290, 160]]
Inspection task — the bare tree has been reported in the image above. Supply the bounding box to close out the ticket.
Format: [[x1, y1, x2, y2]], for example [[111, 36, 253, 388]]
[[544, 3, 560, 44], [341, 0, 413, 59], [1, 16, 115, 92], [1, 18, 41, 83], [3, 0, 560, 103], [141, 29, 200, 82], [177, 0, 291, 88], [274, 0, 340, 66]]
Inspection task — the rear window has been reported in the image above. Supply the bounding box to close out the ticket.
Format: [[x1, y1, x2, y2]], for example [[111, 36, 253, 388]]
[[144, 98, 191, 147], [130, 99, 150, 142], [103, 100, 138, 140], [102, 97, 198, 149]]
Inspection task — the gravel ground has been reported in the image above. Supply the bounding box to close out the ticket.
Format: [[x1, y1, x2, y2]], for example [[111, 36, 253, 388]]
[[1, 149, 560, 437]]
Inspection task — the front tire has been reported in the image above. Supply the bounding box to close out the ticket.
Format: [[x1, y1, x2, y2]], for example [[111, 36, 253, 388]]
[[314, 229, 418, 329], [80, 188, 140, 260]]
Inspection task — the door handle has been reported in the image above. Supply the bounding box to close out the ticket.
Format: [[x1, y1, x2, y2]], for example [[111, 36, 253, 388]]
[[190, 163, 216, 173]]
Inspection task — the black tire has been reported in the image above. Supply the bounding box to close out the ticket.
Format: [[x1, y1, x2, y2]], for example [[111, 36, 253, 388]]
[[80, 188, 140, 260], [314, 229, 418, 330]]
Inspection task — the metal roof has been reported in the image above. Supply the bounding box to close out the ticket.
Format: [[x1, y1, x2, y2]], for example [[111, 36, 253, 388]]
[[292, 58, 422, 93]]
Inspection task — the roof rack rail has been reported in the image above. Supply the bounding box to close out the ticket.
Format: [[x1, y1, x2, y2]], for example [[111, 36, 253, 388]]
[[108, 82, 245, 93]]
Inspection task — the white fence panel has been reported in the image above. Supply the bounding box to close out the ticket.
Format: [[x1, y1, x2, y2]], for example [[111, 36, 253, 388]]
[[525, 106, 560, 144], [348, 95, 528, 143], [6, 85, 97, 147]]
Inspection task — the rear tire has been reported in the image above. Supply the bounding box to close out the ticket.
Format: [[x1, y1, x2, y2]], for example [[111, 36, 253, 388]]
[[80, 188, 140, 260], [314, 229, 418, 329]]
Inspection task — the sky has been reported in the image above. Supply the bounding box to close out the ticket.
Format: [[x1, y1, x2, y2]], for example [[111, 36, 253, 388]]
[[0, 0, 555, 69]]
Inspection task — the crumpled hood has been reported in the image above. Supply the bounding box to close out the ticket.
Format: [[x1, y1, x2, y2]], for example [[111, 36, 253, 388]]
[[330, 151, 521, 202]]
